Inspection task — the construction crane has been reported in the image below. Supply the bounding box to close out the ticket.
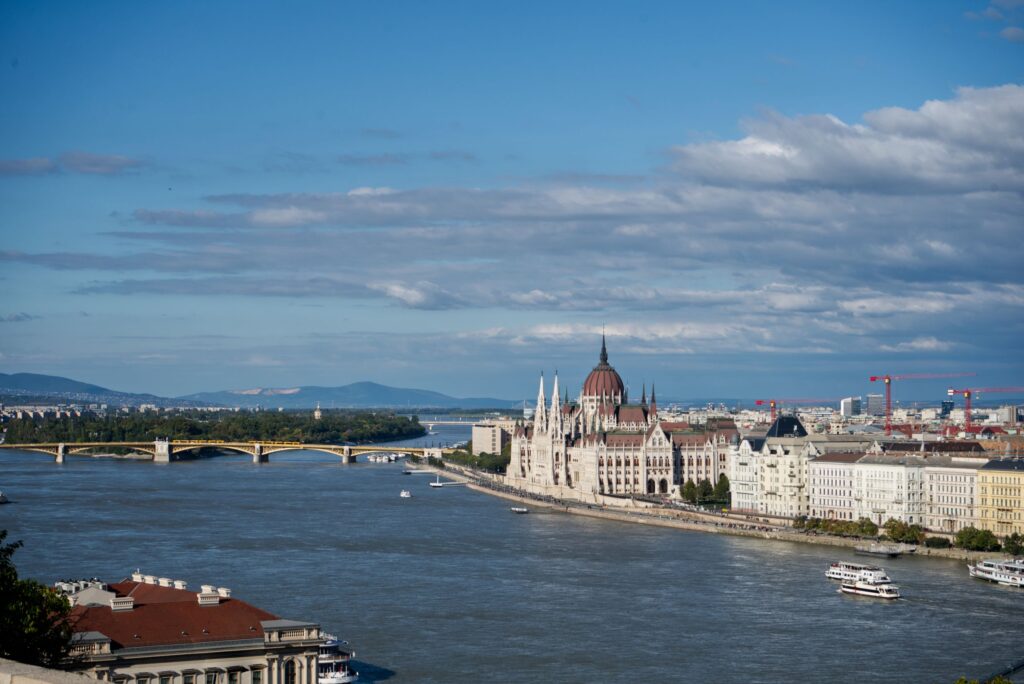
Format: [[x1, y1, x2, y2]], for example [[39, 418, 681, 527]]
[[868, 373, 975, 436], [755, 398, 838, 424], [946, 387, 1024, 432]]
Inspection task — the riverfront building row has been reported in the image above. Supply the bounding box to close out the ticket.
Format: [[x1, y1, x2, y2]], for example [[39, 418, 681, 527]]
[[506, 338, 1023, 540], [727, 421, 1024, 536]]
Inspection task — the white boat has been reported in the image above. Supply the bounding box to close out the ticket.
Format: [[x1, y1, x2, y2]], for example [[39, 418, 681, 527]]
[[826, 561, 891, 584], [968, 558, 1024, 588], [0, 491, 8, 504], [318, 633, 357, 684], [400, 489, 412, 498], [840, 580, 901, 599], [855, 543, 908, 558], [510, 506, 529, 514], [428, 474, 444, 488]]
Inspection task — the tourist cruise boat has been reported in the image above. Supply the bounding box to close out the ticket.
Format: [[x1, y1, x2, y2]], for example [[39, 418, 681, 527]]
[[968, 558, 1024, 588], [840, 580, 901, 599], [826, 561, 891, 584], [318, 634, 358, 684]]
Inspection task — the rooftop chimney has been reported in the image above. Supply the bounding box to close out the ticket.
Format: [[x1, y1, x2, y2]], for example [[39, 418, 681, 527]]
[[216, 587, 231, 598], [158, 577, 172, 587], [173, 580, 188, 590]]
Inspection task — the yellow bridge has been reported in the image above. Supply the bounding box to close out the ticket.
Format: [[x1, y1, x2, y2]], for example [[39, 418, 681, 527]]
[[0, 440, 453, 464]]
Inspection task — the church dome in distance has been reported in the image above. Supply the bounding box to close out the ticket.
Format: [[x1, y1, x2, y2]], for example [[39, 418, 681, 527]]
[[582, 335, 624, 398]]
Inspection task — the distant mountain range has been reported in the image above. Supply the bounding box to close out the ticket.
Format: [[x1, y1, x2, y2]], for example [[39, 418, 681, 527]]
[[0, 372, 517, 409], [179, 381, 517, 409]]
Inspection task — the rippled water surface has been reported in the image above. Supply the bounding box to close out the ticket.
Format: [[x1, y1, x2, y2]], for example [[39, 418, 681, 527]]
[[1, 429, 1021, 683]]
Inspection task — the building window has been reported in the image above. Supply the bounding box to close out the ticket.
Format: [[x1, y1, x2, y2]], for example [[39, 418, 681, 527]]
[[184, 676, 195, 684], [284, 661, 296, 684], [160, 676, 173, 684], [228, 673, 240, 684], [206, 674, 217, 684]]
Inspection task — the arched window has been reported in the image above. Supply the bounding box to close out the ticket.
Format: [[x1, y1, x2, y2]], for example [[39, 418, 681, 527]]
[[283, 662, 296, 684]]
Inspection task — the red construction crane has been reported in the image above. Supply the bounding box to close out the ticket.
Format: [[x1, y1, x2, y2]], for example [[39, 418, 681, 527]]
[[755, 398, 839, 424], [946, 387, 1024, 432], [869, 372, 975, 436]]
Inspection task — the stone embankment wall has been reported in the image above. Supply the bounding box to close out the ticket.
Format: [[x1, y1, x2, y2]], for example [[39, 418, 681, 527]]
[[428, 463, 1005, 563]]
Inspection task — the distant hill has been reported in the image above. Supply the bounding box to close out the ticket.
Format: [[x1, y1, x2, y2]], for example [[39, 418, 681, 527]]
[[0, 372, 181, 407], [179, 381, 516, 409]]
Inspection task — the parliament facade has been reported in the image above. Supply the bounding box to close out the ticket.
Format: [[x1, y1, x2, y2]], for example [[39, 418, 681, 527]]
[[506, 337, 736, 502]]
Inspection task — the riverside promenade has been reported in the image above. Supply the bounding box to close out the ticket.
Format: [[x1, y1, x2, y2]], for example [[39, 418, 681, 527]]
[[417, 463, 1003, 563]]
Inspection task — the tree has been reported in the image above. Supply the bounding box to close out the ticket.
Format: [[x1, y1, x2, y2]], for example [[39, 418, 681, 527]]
[[697, 479, 714, 501], [955, 526, 1002, 552], [883, 519, 925, 544], [682, 479, 698, 504], [856, 518, 879, 537], [0, 530, 74, 667], [1003, 532, 1023, 556], [713, 474, 730, 501]]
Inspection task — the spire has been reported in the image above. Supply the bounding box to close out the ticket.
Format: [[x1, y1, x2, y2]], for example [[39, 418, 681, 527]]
[[650, 384, 657, 419], [599, 330, 608, 365], [535, 372, 547, 431], [641, 383, 647, 405], [550, 371, 563, 435]]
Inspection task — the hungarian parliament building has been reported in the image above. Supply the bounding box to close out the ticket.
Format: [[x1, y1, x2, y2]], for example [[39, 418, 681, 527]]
[[506, 336, 738, 501]]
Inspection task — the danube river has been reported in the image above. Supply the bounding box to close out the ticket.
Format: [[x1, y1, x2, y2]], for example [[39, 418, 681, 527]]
[[1, 424, 1020, 683]]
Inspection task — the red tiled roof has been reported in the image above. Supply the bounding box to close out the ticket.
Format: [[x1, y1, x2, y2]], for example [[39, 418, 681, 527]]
[[605, 433, 645, 447], [672, 434, 706, 447], [616, 406, 648, 423], [71, 581, 278, 649], [659, 422, 691, 432]]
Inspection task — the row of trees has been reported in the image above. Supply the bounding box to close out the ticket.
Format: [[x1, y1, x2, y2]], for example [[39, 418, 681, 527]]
[[2, 410, 425, 445], [681, 475, 730, 504], [794, 516, 879, 538], [794, 516, 1024, 554], [440, 441, 512, 473]]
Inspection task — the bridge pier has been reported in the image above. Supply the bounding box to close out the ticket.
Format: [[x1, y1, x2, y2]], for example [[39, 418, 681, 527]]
[[341, 446, 355, 464], [56, 443, 66, 464], [252, 444, 268, 464], [154, 440, 172, 463]]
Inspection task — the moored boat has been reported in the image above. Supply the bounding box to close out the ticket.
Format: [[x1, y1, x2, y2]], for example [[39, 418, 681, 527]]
[[400, 489, 412, 498], [510, 506, 529, 514], [318, 633, 358, 684], [840, 580, 901, 599], [855, 543, 908, 558], [968, 558, 1024, 588], [826, 561, 891, 584]]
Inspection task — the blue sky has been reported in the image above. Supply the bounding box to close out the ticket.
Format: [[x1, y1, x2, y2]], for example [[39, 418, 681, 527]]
[[1, 0, 1022, 402]]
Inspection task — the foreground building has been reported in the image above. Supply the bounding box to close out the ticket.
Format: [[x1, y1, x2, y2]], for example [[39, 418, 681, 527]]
[[61, 572, 326, 684]]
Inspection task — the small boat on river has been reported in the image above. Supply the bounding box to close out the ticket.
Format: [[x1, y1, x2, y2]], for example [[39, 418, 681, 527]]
[[400, 489, 412, 498], [429, 474, 444, 488], [840, 580, 901, 600], [510, 506, 529, 514]]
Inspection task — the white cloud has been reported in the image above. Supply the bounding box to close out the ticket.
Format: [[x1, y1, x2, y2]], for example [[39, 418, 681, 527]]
[[880, 337, 953, 352]]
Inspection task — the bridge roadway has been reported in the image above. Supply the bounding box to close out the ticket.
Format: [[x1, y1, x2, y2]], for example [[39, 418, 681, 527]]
[[0, 440, 451, 464]]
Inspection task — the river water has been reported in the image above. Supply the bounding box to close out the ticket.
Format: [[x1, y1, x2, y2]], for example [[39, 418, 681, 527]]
[[1, 422, 1021, 683]]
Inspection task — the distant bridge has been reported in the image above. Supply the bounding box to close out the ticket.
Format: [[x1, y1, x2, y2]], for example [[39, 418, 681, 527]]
[[0, 440, 452, 464]]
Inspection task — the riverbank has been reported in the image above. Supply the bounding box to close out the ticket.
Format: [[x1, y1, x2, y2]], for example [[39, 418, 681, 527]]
[[416, 463, 1004, 563]]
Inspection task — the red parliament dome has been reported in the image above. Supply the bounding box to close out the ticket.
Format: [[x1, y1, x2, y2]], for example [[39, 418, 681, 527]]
[[583, 335, 624, 397]]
